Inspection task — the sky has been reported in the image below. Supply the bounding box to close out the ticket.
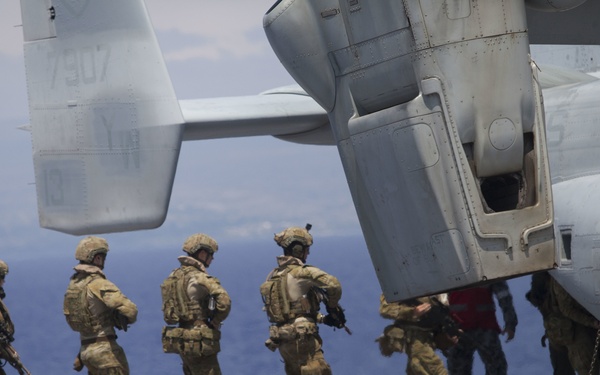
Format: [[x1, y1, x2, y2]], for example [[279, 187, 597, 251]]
[[0, 1, 362, 260]]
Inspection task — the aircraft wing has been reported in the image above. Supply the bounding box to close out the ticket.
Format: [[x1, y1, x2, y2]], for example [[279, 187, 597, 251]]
[[536, 64, 599, 90], [180, 87, 331, 145]]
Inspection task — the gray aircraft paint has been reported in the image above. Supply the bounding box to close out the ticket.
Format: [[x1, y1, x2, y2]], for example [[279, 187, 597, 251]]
[[17, 0, 600, 316]]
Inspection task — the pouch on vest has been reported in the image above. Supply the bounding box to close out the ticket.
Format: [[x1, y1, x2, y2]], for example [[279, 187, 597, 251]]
[[269, 325, 297, 342], [293, 320, 318, 338], [161, 325, 221, 356], [376, 324, 405, 356], [162, 326, 185, 354], [544, 314, 575, 346], [197, 325, 221, 357]]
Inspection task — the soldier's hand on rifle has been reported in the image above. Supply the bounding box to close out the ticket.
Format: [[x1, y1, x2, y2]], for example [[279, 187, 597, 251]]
[[413, 303, 432, 319], [323, 314, 343, 328], [326, 305, 346, 325], [321, 305, 345, 329]]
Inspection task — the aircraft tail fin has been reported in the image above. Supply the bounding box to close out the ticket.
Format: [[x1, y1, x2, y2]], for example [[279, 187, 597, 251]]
[[20, 0, 184, 235]]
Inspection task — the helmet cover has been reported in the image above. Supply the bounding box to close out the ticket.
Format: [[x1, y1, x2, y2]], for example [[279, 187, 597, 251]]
[[182, 234, 218, 255], [274, 226, 313, 249], [75, 236, 109, 263]]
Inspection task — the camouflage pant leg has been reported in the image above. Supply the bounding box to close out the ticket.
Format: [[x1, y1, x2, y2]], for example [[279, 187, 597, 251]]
[[405, 330, 448, 375], [565, 325, 597, 375], [80, 340, 129, 375], [278, 334, 332, 375], [180, 353, 222, 375], [447, 329, 507, 375], [548, 342, 575, 375]]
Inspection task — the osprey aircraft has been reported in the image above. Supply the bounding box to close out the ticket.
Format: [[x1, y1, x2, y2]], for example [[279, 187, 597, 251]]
[[18, 0, 600, 317]]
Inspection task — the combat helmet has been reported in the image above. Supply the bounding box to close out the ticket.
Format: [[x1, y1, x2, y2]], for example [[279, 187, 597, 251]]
[[182, 234, 218, 256], [274, 224, 313, 258], [75, 236, 109, 263], [0, 260, 8, 278]]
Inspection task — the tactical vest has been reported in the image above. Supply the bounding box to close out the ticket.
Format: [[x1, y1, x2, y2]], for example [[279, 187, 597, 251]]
[[63, 274, 113, 334], [449, 287, 501, 332], [161, 266, 204, 325], [260, 265, 318, 324]]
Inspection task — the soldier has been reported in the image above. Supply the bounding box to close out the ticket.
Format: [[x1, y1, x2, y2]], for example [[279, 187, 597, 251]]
[[526, 271, 599, 375], [526, 271, 575, 375], [160, 233, 231, 375], [0, 260, 13, 375], [260, 224, 346, 375], [63, 236, 138, 375], [376, 293, 458, 375], [0, 260, 30, 375], [446, 282, 518, 375]]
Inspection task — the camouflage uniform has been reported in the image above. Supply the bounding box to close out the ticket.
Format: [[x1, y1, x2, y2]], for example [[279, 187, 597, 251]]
[[447, 282, 517, 375], [0, 260, 14, 375], [260, 226, 344, 375], [64, 237, 138, 375], [161, 234, 231, 375], [526, 271, 575, 375], [544, 278, 599, 374], [378, 294, 449, 375]]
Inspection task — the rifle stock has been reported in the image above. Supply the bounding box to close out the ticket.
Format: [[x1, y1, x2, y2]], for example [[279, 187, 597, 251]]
[[0, 343, 31, 375], [430, 297, 462, 337]]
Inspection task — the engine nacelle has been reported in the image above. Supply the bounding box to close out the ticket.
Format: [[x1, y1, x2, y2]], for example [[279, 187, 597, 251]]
[[265, 0, 556, 300]]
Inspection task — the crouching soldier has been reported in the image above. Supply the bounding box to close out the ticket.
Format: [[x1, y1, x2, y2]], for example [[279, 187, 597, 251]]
[[260, 225, 347, 375], [63, 236, 138, 374], [376, 294, 459, 375], [161, 234, 231, 375]]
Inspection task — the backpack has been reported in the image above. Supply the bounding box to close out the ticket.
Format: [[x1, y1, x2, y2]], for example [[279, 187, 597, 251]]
[[260, 266, 294, 324], [63, 274, 111, 333], [161, 267, 201, 325]]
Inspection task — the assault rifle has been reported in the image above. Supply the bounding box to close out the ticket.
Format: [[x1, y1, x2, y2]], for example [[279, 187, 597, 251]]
[[429, 297, 462, 338], [313, 288, 352, 335], [0, 322, 31, 375]]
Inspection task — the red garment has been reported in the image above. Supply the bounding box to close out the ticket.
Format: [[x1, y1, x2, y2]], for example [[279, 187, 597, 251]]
[[449, 286, 501, 332]]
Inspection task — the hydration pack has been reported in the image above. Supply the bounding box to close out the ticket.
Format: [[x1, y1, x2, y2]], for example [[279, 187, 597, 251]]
[[161, 267, 202, 325], [260, 267, 294, 324]]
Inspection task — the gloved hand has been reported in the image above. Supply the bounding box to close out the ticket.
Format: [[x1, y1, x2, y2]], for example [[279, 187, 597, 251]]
[[323, 305, 346, 328], [73, 354, 84, 372], [322, 314, 344, 328]]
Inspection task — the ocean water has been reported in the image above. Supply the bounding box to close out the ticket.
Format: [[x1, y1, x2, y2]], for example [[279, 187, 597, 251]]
[[3, 236, 552, 374]]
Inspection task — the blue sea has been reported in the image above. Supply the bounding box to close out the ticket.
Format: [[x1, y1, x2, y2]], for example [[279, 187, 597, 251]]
[[3, 236, 551, 374]]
